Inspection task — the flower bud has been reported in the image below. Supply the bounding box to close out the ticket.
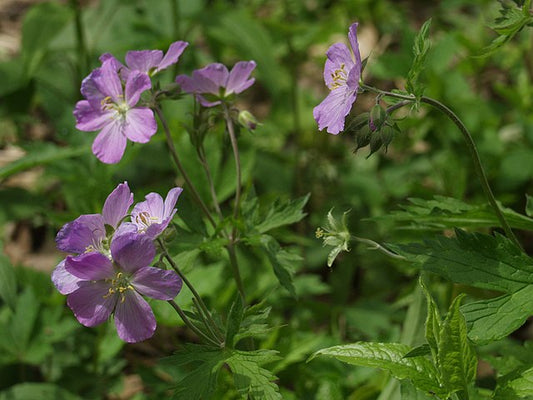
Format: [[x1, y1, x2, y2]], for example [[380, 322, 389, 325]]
[[369, 104, 386, 132], [238, 110, 260, 131], [379, 124, 395, 152]]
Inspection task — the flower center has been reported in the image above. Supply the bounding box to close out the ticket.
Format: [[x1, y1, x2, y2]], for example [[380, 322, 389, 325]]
[[329, 63, 348, 90], [134, 211, 161, 232], [103, 271, 134, 303], [101, 95, 129, 119]]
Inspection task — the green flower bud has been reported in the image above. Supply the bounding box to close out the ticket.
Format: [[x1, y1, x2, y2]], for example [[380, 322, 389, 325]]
[[379, 124, 395, 152], [238, 110, 260, 131], [369, 104, 386, 131]]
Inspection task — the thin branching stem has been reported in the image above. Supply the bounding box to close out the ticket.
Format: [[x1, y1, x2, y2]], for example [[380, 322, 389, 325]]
[[361, 83, 522, 250], [153, 105, 217, 229], [167, 300, 221, 347], [351, 236, 406, 260], [157, 239, 221, 336]]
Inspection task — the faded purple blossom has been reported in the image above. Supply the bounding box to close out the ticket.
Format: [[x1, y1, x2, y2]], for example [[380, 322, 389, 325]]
[[57, 232, 182, 343], [130, 187, 183, 238], [74, 58, 157, 164], [175, 61, 256, 107], [314, 22, 362, 135], [55, 182, 133, 256]]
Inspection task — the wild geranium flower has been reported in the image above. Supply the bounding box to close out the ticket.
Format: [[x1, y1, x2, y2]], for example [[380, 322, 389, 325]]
[[314, 22, 362, 135], [130, 187, 183, 238], [124, 41, 188, 77], [55, 182, 133, 257], [73, 58, 157, 164], [175, 61, 256, 107], [59, 232, 182, 343]]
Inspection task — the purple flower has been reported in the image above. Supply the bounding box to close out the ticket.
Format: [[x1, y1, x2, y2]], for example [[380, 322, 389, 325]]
[[55, 182, 133, 256], [74, 58, 157, 164], [58, 233, 182, 343], [314, 22, 362, 135], [175, 61, 256, 107], [101, 41, 188, 80], [130, 187, 183, 238], [124, 41, 188, 76]]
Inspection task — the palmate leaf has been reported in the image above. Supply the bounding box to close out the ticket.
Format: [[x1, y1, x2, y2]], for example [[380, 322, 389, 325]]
[[494, 366, 533, 399], [406, 18, 432, 100], [166, 345, 281, 400], [310, 342, 445, 397], [255, 194, 310, 234], [370, 195, 533, 231], [260, 235, 298, 297], [394, 229, 533, 344], [225, 350, 282, 400]]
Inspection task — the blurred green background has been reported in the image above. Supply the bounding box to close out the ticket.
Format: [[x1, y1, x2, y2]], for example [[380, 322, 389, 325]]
[[0, 0, 532, 398]]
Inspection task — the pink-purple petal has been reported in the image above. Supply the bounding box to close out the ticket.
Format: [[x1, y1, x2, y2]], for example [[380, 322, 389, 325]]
[[313, 87, 357, 134], [65, 252, 114, 281], [124, 108, 157, 143], [157, 41, 188, 72], [113, 290, 156, 343], [131, 267, 182, 300], [163, 187, 183, 218], [102, 182, 133, 229], [134, 192, 165, 219], [51, 259, 82, 295], [55, 213, 105, 254], [67, 281, 116, 327], [111, 233, 156, 273], [74, 100, 113, 132], [226, 61, 256, 94], [125, 50, 163, 73], [348, 22, 362, 67], [125, 71, 151, 107], [91, 119, 128, 164]]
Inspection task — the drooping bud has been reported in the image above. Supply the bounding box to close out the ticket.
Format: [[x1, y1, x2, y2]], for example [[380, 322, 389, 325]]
[[238, 110, 260, 131], [379, 123, 396, 152]]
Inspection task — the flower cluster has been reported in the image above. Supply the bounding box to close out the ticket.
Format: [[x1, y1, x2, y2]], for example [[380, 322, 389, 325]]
[[74, 39, 257, 164], [74, 41, 188, 164], [52, 182, 183, 343]]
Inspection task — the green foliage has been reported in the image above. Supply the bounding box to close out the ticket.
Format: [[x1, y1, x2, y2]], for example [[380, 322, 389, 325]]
[[372, 196, 533, 231], [310, 342, 444, 396], [406, 18, 432, 100]]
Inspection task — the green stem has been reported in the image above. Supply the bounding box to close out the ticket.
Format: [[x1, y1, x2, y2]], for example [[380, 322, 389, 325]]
[[158, 239, 222, 339], [154, 105, 217, 229], [222, 104, 246, 303], [351, 236, 406, 260], [197, 143, 224, 219], [361, 84, 522, 250], [168, 300, 221, 347], [70, 0, 89, 81]]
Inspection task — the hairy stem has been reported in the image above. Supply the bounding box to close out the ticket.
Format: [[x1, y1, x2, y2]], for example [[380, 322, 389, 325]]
[[70, 0, 89, 81], [361, 84, 522, 249], [158, 239, 223, 339], [168, 300, 221, 347], [351, 236, 406, 260], [154, 105, 217, 229]]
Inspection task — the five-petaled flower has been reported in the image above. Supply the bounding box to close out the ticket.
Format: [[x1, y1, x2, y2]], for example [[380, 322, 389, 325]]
[[130, 187, 183, 238], [175, 61, 256, 107], [74, 58, 157, 164], [56, 232, 182, 343], [314, 22, 362, 135]]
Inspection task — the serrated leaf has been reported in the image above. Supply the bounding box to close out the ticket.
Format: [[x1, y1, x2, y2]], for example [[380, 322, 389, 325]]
[[255, 194, 309, 234], [166, 345, 227, 400], [225, 350, 282, 400], [461, 285, 533, 344], [494, 366, 533, 399], [226, 294, 244, 348], [403, 344, 431, 358], [371, 195, 533, 231], [260, 235, 297, 297], [394, 229, 533, 293], [420, 278, 441, 361], [437, 294, 477, 397], [234, 304, 272, 343], [406, 18, 432, 99], [310, 342, 444, 396]]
